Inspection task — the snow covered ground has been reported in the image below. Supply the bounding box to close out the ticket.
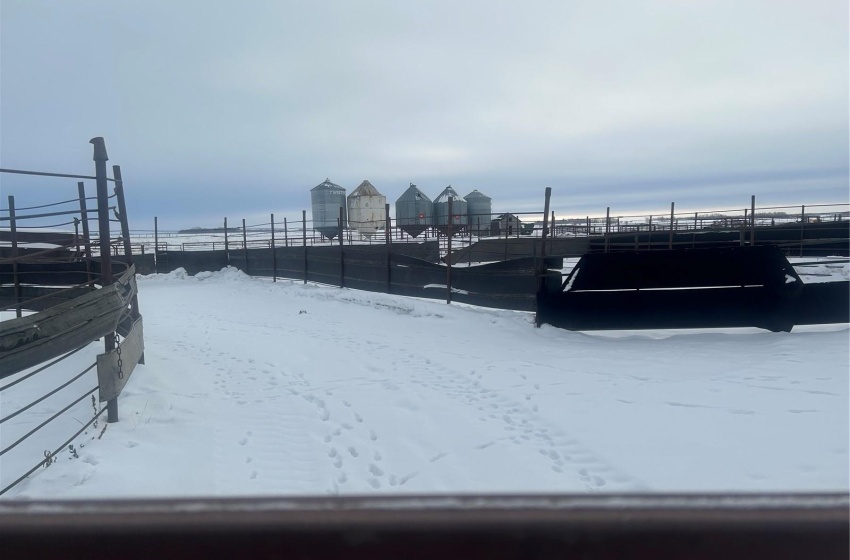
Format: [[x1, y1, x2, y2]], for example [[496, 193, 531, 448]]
[[1, 263, 848, 499]]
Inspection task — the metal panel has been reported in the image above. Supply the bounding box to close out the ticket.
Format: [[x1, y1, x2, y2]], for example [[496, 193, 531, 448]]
[[97, 316, 144, 402]]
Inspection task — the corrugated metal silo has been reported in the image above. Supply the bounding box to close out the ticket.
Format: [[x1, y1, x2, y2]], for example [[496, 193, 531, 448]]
[[434, 186, 467, 234], [311, 178, 347, 240], [395, 183, 433, 238], [347, 180, 387, 237], [464, 189, 492, 236]]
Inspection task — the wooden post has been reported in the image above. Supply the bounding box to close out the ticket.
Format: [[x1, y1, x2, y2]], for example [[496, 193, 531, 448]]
[[271, 214, 277, 282], [284, 217, 289, 247], [586, 216, 590, 237], [302, 210, 307, 284], [77, 182, 93, 285], [668, 202, 675, 250], [7, 196, 21, 318], [91, 137, 118, 423], [242, 219, 249, 273], [800, 205, 806, 257], [750, 195, 756, 246], [446, 196, 453, 304]]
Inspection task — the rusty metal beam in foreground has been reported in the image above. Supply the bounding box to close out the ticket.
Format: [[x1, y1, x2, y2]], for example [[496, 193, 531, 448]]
[[0, 493, 846, 560]]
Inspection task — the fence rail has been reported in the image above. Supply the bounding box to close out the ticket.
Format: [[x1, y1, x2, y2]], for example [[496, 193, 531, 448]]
[[130, 199, 847, 266]]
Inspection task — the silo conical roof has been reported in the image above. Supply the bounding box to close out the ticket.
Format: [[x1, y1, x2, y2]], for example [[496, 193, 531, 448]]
[[349, 180, 382, 198], [312, 178, 344, 192], [397, 183, 431, 203], [434, 185, 465, 204], [464, 189, 491, 201]]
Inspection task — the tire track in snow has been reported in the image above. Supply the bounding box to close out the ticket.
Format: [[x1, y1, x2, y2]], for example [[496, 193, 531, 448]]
[[211, 360, 322, 492], [391, 350, 641, 492]]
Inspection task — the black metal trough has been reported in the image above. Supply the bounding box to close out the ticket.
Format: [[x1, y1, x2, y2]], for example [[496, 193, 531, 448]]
[[537, 246, 849, 332]]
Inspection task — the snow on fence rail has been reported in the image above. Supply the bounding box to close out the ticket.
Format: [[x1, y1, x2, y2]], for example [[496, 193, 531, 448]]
[[0, 138, 144, 496]]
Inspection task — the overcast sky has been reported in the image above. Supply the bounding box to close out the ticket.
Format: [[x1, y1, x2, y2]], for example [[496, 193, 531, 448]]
[[1, 0, 847, 229]]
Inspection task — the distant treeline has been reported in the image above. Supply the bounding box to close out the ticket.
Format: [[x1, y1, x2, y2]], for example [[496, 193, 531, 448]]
[[177, 227, 242, 234]]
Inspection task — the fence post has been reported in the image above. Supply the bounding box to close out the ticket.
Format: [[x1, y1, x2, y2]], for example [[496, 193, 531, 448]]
[[693, 211, 698, 248], [385, 203, 391, 294], [302, 210, 307, 284], [540, 188, 551, 262], [7, 196, 21, 318], [224, 217, 230, 265], [77, 182, 94, 285], [242, 219, 249, 273], [800, 205, 806, 257], [535, 187, 552, 328], [647, 215, 653, 250], [154, 217, 159, 272], [750, 195, 756, 246], [112, 166, 142, 317], [271, 213, 277, 282], [668, 202, 675, 250], [338, 207, 344, 289], [604, 207, 610, 253], [112, 166, 145, 364], [91, 137, 119, 423], [446, 196, 453, 304], [284, 217, 289, 247], [112, 166, 134, 266]]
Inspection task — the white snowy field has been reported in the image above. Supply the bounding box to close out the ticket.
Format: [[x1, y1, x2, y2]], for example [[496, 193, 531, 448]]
[[1, 265, 848, 499]]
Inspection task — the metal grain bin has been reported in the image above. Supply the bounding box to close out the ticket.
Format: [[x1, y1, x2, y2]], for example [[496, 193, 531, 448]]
[[311, 178, 347, 240], [347, 180, 387, 237], [464, 189, 492, 236], [434, 186, 467, 234], [395, 183, 433, 238]]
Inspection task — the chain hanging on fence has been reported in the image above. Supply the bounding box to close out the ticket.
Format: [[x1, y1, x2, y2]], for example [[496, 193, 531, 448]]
[[115, 332, 124, 380]]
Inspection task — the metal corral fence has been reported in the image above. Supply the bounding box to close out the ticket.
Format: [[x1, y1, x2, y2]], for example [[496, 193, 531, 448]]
[[133, 197, 848, 270], [120, 191, 847, 313], [0, 138, 144, 496]]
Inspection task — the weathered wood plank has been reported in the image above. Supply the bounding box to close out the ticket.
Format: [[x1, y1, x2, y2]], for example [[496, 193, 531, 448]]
[[98, 317, 144, 402], [0, 266, 137, 378]]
